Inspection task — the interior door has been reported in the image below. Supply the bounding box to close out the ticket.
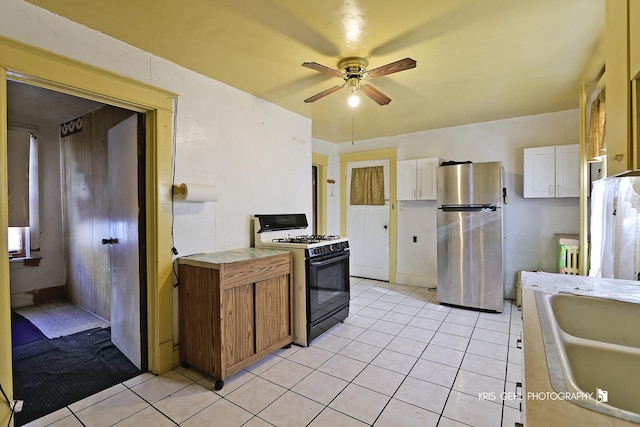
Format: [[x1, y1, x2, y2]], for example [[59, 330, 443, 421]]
[[347, 160, 390, 281], [107, 114, 142, 369]]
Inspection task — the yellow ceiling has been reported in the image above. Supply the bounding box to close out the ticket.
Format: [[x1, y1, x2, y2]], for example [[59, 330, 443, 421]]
[[26, 0, 605, 143]]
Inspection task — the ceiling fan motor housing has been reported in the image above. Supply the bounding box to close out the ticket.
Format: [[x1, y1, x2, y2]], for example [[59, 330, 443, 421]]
[[338, 57, 369, 81]]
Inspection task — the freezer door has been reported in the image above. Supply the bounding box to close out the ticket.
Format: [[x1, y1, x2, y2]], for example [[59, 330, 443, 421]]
[[436, 208, 503, 312], [436, 162, 503, 206]]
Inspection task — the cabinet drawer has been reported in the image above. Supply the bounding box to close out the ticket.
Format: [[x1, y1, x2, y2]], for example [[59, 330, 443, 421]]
[[222, 253, 291, 288]]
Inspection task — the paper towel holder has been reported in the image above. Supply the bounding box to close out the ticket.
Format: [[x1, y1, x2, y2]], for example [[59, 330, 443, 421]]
[[172, 185, 186, 196], [172, 183, 219, 202]]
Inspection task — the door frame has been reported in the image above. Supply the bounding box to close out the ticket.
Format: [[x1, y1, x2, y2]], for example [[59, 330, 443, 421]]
[[312, 152, 328, 235], [0, 37, 176, 415], [339, 148, 397, 283]]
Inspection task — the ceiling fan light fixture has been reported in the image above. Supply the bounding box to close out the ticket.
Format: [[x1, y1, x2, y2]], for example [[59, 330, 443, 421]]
[[347, 76, 360, 107], [348, 92, 360, 108]]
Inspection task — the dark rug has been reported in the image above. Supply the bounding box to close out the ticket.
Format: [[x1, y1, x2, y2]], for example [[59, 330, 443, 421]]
[[12, 327, 141, 426], [11, 312, 47, 348]]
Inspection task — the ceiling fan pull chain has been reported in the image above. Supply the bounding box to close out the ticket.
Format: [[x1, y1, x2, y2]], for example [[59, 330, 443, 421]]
[[351, 115, 354, 145]]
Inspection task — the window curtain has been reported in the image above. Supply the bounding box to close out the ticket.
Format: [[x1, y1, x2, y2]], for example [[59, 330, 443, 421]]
[[7, 129, 31, 227], [350, 166, 385, 205], [587, 92, 606, 161]]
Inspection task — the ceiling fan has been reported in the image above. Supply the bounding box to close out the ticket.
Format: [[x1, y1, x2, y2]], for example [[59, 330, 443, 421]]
[[302, 57, 416, 106]]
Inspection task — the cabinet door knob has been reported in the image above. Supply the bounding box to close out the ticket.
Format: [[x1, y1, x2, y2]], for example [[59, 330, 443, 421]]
[[548, 185, 553, 195]]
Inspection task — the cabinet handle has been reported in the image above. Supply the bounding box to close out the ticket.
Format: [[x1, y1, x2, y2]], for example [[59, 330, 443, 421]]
[[548, 185, 553, 195], [515, 381, 523, 399], [516, 338, 522, 349], [557, 185, 561, 196]]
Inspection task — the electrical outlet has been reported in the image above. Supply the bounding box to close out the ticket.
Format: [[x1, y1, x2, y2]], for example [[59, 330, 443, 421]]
[[11, 400, 23, 413]]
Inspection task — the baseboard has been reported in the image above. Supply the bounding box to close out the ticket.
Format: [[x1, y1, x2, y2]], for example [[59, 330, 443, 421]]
[[394, 273, 437, 288], [10, 285, 67, 309]]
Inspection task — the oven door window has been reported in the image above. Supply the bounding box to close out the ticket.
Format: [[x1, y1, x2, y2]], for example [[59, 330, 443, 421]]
[[307, 251, 350, 324]]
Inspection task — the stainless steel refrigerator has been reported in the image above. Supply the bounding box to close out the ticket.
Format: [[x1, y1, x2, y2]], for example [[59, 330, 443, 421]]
[[436, 161, 504, 312]]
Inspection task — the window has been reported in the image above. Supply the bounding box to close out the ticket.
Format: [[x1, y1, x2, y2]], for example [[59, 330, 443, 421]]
[[7, 128, 38, 260], [8, 227, 29, 258]]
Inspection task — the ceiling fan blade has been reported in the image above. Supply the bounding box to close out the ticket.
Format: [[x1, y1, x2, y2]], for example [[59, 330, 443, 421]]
[[366, 58, 417, 79], [304, 85, 344, 103], [360, 84, 392, 105], [302, 62, 344, 79]]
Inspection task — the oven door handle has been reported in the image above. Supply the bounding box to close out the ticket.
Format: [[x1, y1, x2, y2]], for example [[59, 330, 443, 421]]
[[308, 251, 350, 266]]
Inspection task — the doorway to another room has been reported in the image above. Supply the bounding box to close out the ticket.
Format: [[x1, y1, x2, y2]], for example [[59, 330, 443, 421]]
[[7, 80, 147, 424]]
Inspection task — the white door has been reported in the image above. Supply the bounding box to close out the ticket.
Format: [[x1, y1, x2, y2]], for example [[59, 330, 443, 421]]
[[107, 114, 142, 369], [347, 160, 390, 281]]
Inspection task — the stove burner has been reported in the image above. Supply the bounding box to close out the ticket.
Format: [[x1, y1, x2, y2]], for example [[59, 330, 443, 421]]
[[272, 237, 320, 244], [307, 235, 341, 241], [270, 235, 342, 244]]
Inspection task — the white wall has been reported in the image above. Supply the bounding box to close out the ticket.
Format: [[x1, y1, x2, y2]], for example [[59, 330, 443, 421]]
[[2, 0, 312, 340], [324, 109, 580, 298]]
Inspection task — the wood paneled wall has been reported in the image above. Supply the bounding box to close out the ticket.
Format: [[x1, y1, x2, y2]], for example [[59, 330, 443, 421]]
[[61, 105, 135, 320]]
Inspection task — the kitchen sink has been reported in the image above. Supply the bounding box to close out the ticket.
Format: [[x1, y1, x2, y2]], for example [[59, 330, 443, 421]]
[[547, 293, 640, 348], [538, 292, 640, 423]]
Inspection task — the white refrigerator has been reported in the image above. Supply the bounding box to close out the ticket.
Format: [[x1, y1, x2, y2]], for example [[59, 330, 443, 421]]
[[589, 173, 640, 280]]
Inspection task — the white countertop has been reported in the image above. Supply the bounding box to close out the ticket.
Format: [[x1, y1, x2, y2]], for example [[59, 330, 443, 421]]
[[521, 271, 640, 304]]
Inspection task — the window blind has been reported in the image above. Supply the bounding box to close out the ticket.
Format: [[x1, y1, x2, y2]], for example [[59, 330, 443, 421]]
[[7, 129, 31, 227]]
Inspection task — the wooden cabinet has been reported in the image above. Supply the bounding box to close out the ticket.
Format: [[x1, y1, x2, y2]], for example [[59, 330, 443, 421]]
[[631, 0, 640, 80], [523, 145, 579, 198], [605, 0, 633, 174], [632, 1, 640, 170], [178, 248, 293, 389], [397, 157, 439, 200]]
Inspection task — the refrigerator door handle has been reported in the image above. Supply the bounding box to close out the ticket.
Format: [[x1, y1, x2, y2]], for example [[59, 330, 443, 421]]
[[440, 205, 497, 212]]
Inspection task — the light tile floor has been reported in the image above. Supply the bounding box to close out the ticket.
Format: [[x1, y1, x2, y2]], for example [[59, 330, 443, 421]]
[[23, 278, 524, 426], [16, 301, 109, 338]]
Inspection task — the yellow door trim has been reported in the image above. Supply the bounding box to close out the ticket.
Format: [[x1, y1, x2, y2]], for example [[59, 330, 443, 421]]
[[312, 153, 329, 235], [0, 37, 174, 111], [340, 148, 397, 283], [0, 38, 175, 423], [0, 69, 13, 427]]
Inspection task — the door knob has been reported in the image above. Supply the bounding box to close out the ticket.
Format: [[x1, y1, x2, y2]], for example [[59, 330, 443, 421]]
[[102, 237, 119, 245], [383, 224, 388, 229]]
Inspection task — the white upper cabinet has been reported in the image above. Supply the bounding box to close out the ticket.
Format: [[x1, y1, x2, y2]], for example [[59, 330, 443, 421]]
[[397, 160, 418, 200], [554, 145, 580, 197], [523, 144, 579, 198], [397, 157, 440, 200]]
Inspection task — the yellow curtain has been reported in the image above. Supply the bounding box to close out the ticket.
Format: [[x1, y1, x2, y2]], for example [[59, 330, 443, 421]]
[[350, 166, 385, 205], [587, 92, 606, 161]]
